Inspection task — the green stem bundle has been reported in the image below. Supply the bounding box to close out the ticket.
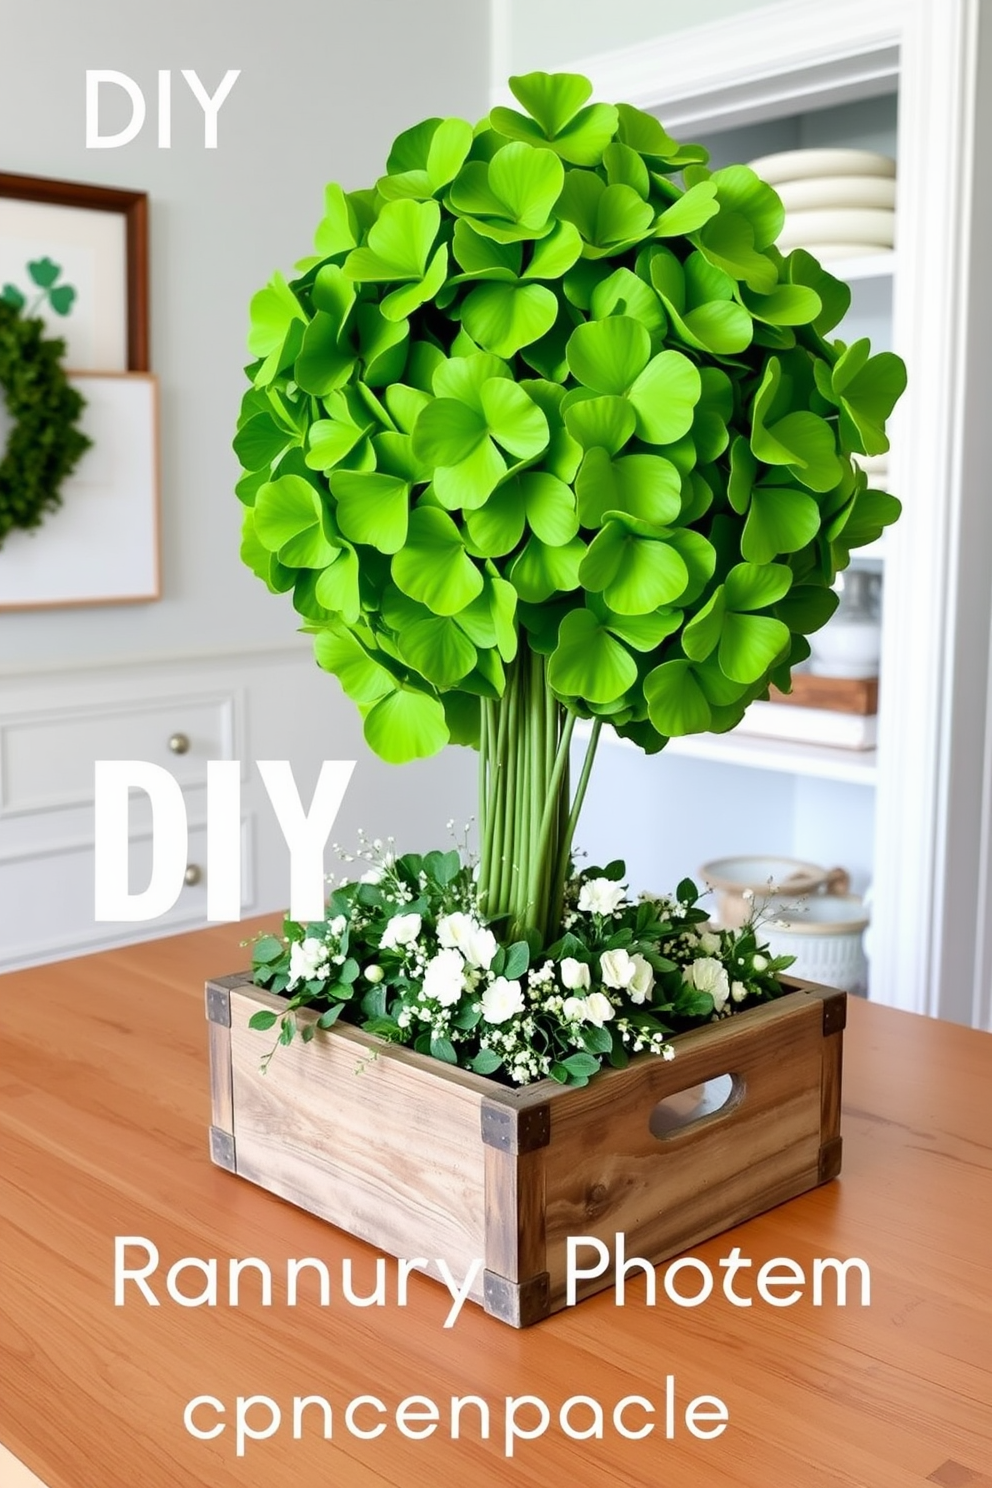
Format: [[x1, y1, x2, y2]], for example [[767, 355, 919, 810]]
[[477, 639, 602, 945]]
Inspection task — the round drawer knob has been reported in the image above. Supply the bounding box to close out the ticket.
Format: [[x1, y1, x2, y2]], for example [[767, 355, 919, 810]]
[[168, 732, 190, 755], [184, 864, 202, 887]]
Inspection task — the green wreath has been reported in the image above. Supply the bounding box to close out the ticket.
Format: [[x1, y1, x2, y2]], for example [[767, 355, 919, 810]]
[[0, 297, 91, 547]]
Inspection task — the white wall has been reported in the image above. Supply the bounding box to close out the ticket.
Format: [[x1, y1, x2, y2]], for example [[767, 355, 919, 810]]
[[0, 0, 490, 956], [498, 0, 770, 77], [0, 0, 491, 672]]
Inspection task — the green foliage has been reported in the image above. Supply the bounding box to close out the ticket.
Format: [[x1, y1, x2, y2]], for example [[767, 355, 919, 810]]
[[249, 839, 794, 1087], [236, 70, 904, 767], [0, 296, 91, 547]]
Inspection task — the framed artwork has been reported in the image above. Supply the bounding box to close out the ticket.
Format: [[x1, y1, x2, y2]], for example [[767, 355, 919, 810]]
[[0, 373, 160, 609], [0, 173, 157, 608], [0, 171, 149, 372]]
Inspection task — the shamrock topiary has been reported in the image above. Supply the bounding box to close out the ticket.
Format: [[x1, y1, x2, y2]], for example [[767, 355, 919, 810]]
[[235, 71, 905, 945]]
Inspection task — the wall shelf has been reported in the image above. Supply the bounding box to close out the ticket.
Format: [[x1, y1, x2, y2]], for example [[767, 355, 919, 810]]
[[588, 721, 877, 786], [830, 249, 896, 281]]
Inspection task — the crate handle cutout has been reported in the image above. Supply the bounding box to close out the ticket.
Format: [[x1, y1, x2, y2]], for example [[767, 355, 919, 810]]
[[649, 1072, 739, 1139]]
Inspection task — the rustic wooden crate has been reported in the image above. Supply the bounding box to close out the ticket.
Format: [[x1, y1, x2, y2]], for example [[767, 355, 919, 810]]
[[206, 973, 844, 1326]]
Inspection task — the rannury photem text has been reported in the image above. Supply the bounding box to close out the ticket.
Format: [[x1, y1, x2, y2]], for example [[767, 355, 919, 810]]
[[115, 1232, 871, 1458]]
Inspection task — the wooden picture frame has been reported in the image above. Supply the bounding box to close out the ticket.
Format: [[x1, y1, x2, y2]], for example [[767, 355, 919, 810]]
[[0, 373, 160, 610], [0, 171, 148, 371]]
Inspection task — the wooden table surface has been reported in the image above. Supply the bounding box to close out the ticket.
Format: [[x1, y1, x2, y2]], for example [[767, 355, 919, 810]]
[[1, 921, 990, 1488]]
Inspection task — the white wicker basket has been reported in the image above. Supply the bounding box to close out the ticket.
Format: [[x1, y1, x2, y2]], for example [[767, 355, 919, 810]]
[[762, 894, 870, 996]]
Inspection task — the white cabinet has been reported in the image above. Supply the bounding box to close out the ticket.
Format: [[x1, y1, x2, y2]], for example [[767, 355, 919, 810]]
[[0, 644, 478, 973], [547, 0, 991, 1026]]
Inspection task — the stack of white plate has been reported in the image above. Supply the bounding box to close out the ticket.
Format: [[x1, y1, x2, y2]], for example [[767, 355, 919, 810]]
[[747, 147, 897, 262]]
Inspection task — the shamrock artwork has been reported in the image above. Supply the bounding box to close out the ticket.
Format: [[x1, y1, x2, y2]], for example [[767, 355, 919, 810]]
[[1, 255, 79, 318], [236, 71, 905, 946]]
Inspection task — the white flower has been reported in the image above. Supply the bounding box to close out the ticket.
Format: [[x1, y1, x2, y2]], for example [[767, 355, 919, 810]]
[[663, 1044, 676, 1061], [288, 936, 329, 987], [577, 877, 626, 916], [600, 947, 637, 990], [328, 914, 348, 939], [437, 910, 471, 949], [360, 868, 382, 885], [699, 930, 722, 955], [380, 912, 422, 950], [584, 991, 615, 1027], [364, 964, 385, 984], [731, 979, 748, 1003], [560, 957, 591, 991], [628, 953, 655, 1005], [437, 912, 497, 969], [481, 976, 525, 1025], [752, 953, 768, 971], [562, 995, 588, 1023], [422, 947, 465, 1006], [688, 956, 731, 1011], [465, 923, 497, 970]]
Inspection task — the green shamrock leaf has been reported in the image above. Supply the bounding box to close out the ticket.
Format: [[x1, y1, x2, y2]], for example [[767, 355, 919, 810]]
[[491, 72, 619, 167], [556, 171, 656, 257], [580, 515, 689, 615], [390, 507, 484, 614], [363, 686, 450, 763], [648, 247, 753, 355], [751, 357, 842, 491], [548, 608, 638, 702], [448, 142, 564, 243], [814, 338, 908, 456], [28, 257, 61, 289], [48, 284, 77, 316], [377, 116, 474, 201]]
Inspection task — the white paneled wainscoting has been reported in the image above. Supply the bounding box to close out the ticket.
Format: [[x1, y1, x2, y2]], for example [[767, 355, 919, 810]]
[[0, 643, 476, 973]]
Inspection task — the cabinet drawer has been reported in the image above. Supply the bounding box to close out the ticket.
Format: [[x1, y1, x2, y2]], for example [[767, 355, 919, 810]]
[[0, 815, 252, 969], [0, 695, 236, 816]]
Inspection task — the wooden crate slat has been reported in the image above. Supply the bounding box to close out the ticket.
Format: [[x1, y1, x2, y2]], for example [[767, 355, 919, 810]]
[[208, 978, 844, 1326]]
